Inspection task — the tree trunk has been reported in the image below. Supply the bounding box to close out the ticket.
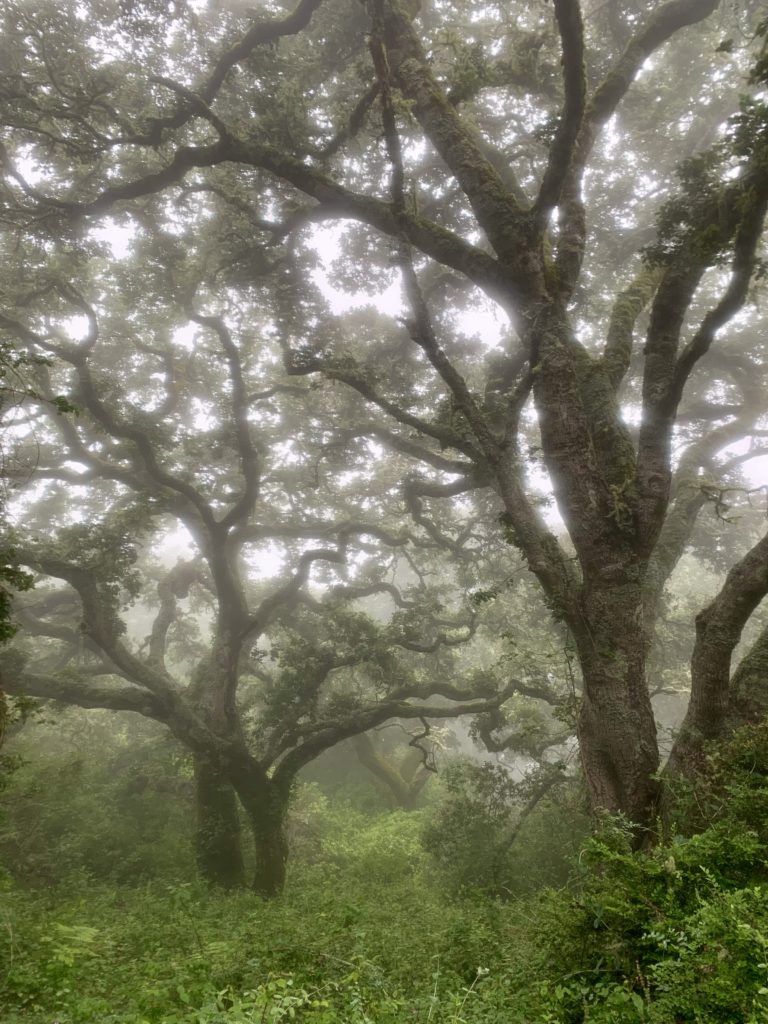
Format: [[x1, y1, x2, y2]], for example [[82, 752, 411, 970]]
[[574, 579, 661, 833], [227, 755, 289, 897], [666, 532, 768, 778], [248, 807, 289, 898], [193, 754, 246, 889], [726, 621, 768, 731]]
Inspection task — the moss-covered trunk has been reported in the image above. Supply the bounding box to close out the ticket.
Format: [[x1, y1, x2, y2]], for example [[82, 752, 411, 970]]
[[227, 755, 289, 897], [574, 579, 661, 833], [192, 754, 246, 889], [248, 808, 289, 898]]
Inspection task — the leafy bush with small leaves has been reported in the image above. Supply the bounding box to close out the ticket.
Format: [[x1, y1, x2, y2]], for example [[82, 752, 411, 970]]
[[422, 758, 585, 895]]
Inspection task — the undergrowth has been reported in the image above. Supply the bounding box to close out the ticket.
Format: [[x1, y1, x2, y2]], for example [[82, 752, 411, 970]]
[[2, 725, 768, 1022]]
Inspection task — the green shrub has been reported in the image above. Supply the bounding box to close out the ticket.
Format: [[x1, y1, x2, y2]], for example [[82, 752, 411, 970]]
[[422, 758, 586, 895]]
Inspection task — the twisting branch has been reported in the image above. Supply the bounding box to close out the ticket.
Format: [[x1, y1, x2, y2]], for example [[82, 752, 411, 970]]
[[408, 717, 438, 773], [554, 0, 721, 292], [353, 730, 433, 808], [14, 292, 220, 532], [636, 152, 768, 548], [533, 0, 586, 227], [22, 555, 180, 705], [668, 529, 768, 769], [493, 768, 568, 863], [364, 424, 481, 476], [283, 346, 484, 460], [13, 599, 121, 676], [243, 547, 346, 641], [188, 312, 261, 530], [2, 133, 510, 303], [671, 188, 768, 401], [644, 407, 768, 627], [147, 561, 200, 671], [315, 82, 380, 160], [396, 617, 478, 655], [398, 259, 501, 460], [602, 265, 663, 390], [369, 11, 501, 464], [102, 0, 327, 147], [403, 478, 474, 558], [0, 667, 169, 721], [197, 0, 326, 112], [375, 0, 528, 270], [586, 0, 720, 139], [238, 520, 413, 549], [271, 681, 521, 795], [149, 76, 231, 140]]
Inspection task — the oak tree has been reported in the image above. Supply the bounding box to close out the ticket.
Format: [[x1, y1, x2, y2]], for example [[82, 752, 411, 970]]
[[1, 0, 768, 858]]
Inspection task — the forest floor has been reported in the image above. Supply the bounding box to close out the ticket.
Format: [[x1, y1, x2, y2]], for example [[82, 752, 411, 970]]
[[3, 804, 768, 1024], [4, 729, 768, 1022]]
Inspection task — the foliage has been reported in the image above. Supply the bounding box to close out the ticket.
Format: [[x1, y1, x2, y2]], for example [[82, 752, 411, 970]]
[[9, 723, 768, 1021], [0, 712, 194, 885], [422, 758, 585, 896], [4, 740, 768, 1024], [496, 724, 768, 1023], [0, 548, 32, 644]]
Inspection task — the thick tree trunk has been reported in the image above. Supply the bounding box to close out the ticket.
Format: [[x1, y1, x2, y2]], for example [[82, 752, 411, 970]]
[[227, 755, 289, 897], [193, 754, 246, 889], [728, 622, 768, 730], [248, 807, 289, 898], [667, 532, 768, 778], [574, 579, 661, 832]]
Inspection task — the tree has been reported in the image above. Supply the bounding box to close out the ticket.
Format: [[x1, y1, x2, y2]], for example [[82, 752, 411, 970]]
[[1, 0, 767, 847], [0, 245, 522, 894]]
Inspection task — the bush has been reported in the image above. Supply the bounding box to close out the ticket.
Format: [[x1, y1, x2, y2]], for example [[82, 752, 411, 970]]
[[422, 758, 586, 895]]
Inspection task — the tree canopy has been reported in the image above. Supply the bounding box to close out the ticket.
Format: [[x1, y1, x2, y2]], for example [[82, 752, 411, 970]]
[[1, 0, 768, 891]]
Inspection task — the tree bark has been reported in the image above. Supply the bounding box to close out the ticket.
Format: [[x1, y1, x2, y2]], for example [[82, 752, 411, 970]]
[[248, 807, 289, 898], [574, 578, 660, 832], [193, 754, 246, 889], [728, 621, 768, 730], [226, 753, 289, 897], [667, 532, 768, 777]]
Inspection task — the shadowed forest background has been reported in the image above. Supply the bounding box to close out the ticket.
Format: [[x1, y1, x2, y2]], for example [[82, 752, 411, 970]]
[[1, 0, 768, 1020]]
